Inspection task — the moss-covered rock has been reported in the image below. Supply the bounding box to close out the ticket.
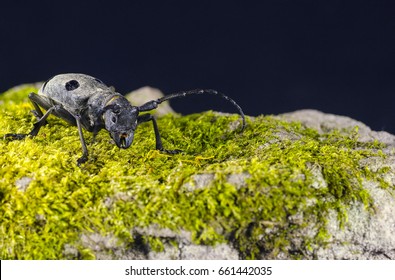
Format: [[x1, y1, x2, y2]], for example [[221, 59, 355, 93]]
[[1, 85, 394, 259]]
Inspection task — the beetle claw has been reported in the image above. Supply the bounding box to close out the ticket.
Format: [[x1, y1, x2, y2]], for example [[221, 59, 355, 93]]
[[4, 133, 29, 140], [160, 148, 183, 155], [77, 155, 88, 166]]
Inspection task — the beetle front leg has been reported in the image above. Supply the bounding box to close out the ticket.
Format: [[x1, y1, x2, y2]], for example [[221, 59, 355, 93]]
[[137, 113, 182, 154]]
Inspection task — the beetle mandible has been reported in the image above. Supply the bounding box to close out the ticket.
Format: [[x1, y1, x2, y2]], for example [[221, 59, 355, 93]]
[[5, 73, 246, 165]]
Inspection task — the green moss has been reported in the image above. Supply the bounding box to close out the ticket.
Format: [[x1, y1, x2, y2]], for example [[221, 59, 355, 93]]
[[0, 85, 391, 259]]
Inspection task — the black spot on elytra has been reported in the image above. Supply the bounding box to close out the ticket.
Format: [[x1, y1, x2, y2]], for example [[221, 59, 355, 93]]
[[65, 80, 80, 91]]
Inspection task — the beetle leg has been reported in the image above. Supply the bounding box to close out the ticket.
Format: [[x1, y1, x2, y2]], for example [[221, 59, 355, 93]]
[[91, 125, 101, 143], [4, 105, 58, 140], [28, 92, 45, 121], [137, 113, 182, 154], [29, 105, 58, 136], [74, 115, 89, 165], [29, 92, 77, 126]]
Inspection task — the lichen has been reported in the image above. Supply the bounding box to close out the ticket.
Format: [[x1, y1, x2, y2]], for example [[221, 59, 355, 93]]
[[0, 85, 391, 259]]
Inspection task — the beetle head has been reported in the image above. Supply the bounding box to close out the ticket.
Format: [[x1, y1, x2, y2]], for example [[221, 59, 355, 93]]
[[103, 98, 139, 149]]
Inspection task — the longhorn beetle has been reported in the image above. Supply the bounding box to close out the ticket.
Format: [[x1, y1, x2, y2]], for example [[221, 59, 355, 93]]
[[5, 73, 246, 165]]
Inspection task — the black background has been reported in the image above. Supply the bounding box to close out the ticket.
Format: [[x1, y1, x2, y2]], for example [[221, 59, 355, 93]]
[[1, 0, 395, 133]]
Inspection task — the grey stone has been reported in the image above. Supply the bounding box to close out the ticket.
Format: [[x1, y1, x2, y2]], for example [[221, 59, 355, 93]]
[[227, 172, 251, 189], [76, 233, 145, 260], [125, 86, 176, 117], [183, 172, 252, 192], [134, 224, 192, 244], [180, 243, 239, 260], [279, 109, 371, 135], [279, 109, 395, 146], [277, 109, 395, 260], [68, 109, 395, 259], [147, 242, 180, 260], [132, 224, 238, 260], [315, 181, 395, 259], [183, 174, 215, 191], [15, 176, 32, 192]]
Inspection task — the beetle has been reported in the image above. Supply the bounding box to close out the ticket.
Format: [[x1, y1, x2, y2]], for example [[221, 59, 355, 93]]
[[5, 73, 246, 165]]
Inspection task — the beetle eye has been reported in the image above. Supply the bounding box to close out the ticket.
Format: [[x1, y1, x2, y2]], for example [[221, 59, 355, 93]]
[[112, 105, 121, 114], [111, 116, 117, 123]]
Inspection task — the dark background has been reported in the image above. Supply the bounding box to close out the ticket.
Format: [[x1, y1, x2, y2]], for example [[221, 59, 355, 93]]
[[1, 0, 395, 133]]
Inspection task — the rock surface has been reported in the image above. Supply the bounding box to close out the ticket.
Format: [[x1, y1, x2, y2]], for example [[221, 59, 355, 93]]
[[75, 109, 395, 260], [1, 85, 395, 260], [125, 86, 176, 117], [279, 110, 395, 259], [135, 109, 395, 260]]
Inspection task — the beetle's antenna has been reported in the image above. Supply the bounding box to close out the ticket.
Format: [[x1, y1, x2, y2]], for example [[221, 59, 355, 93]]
[[157, 89, 246, 131]]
